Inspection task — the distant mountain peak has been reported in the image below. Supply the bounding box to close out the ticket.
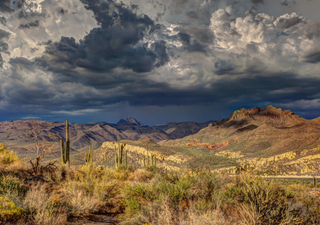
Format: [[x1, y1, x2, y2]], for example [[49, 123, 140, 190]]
[[226, 105, 303, 128], [232, 105, 295, 117], [117, 117, 144, 126]]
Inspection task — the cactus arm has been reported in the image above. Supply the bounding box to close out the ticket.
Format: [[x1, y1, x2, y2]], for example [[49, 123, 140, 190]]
[[120, 144, 123, 164], [66, 138, 70, 162], [151, 154, 153, 166], [85, 150, 88, 165], [115, 146, 118, 168], [91, 141, 93, 164], [66, 119, 69, 140], [125, 150, 128, 169]]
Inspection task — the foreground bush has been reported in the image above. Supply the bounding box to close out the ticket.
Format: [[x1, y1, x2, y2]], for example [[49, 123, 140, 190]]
[[0, 143, 20, 165], [0, 156, 320, 224], [0, 196, 24, 222]]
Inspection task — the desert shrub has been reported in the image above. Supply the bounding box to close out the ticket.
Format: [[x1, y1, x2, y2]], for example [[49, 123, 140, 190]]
[[0, 175, 28, 198], [23, 184, 48, 215], [67, 189, 100, 216], [0, 195, 24, 222], [298, 194, 320, 224], [222, 184, 241, 204], [0, 142, 20, 165], [122, 170, 207, 218], [120, 196, 230, 225], [128, 169, 153, 182], [237, 175, 300, 224], [32, 210, 67, 225]]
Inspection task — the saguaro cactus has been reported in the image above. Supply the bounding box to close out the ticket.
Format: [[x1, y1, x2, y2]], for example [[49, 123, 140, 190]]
[[61, 119, 70, 167], [85, 141, 93, 166], [141, 143, 157, 168], [114, 140, 127, 169]]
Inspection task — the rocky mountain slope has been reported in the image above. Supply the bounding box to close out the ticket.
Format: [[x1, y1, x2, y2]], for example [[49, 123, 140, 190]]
[[160, 105, 320, 159], [0, 118, 213, 158]]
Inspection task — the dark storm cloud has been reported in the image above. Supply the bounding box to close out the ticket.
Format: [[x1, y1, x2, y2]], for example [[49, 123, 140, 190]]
[[246, 42, 258, 54], [0, 17, 6, 25], [40, 39, 53, 45], [107, 71, 320, 109], [280, 0, 296, 7], [0, 0, 26, 12], [0, 29, 10, 68], [304, 21, 320, 40], [176, 25, 213, 54], [0, 41, 9, 53], [188, 26, 214, 44], [9, 57, 36, 68], [303, 51, 320, 63], [152, 41, 169, 67], [6, 57, 104, 111], [0, 0, 14, 12], [281, 17, 302, 29], [178, 32, 191, 45], [0, 29, 10, 40], [79, 0, 153, 31], [57, 7, 68, 15], [36, 0, 169, 74], [0, 54, 3, 68], [19, 20, 40, 29]]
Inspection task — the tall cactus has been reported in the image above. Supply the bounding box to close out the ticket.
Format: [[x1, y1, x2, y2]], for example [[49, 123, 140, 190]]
[[61, 119, 70, 167], [114, 140, 127, 169], [85, 141, 93, 166], [141, 142, 157, 168]]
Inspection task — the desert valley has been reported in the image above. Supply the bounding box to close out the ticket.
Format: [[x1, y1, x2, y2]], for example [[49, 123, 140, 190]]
[[1, 106, 320, 224]]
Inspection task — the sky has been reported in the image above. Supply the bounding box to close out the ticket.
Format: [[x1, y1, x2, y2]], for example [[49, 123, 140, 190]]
[[0, 0, 320, 126]]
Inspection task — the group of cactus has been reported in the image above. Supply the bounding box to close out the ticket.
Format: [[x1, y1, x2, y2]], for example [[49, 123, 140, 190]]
[[114, 140, 128, 169], [60, 119, 95, 167], [60, 120, 157, 170], [142, 143, 157, 168]]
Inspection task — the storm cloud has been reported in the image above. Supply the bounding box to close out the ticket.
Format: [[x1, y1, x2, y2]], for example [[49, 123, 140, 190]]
[[0, 0, 320, 125], [36, 0, 168, 73]]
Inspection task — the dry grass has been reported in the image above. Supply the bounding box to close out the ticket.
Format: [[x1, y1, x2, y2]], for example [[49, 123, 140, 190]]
[[23, 183, 48, 214], [121, 196, 231, 225], [127, 169, 153, 182], [67, 189, 101, 216], [1, 141, 320, 224]]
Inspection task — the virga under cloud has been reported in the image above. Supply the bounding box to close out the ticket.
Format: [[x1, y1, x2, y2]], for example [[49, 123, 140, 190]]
[[0, 0, 320, 125]]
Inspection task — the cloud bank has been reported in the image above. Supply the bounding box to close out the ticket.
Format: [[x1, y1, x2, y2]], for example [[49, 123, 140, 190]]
[[0, 0, 320, 125]]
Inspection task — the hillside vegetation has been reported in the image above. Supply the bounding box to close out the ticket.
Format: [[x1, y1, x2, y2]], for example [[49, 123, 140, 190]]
[[1, 140, 320, 224], [160, 106, 320, 175]]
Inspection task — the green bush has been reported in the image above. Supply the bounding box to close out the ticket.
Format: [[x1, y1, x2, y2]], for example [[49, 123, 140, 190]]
[[238, 175, 297, 224], [0, 143, 19, 165], [0, 195, 24, 221], [0, 175, 28, 198]]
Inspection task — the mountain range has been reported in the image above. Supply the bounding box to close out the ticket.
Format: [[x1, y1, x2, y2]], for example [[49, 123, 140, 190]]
[[2, 105, 320, 169], [0, 117, 214, 157]]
